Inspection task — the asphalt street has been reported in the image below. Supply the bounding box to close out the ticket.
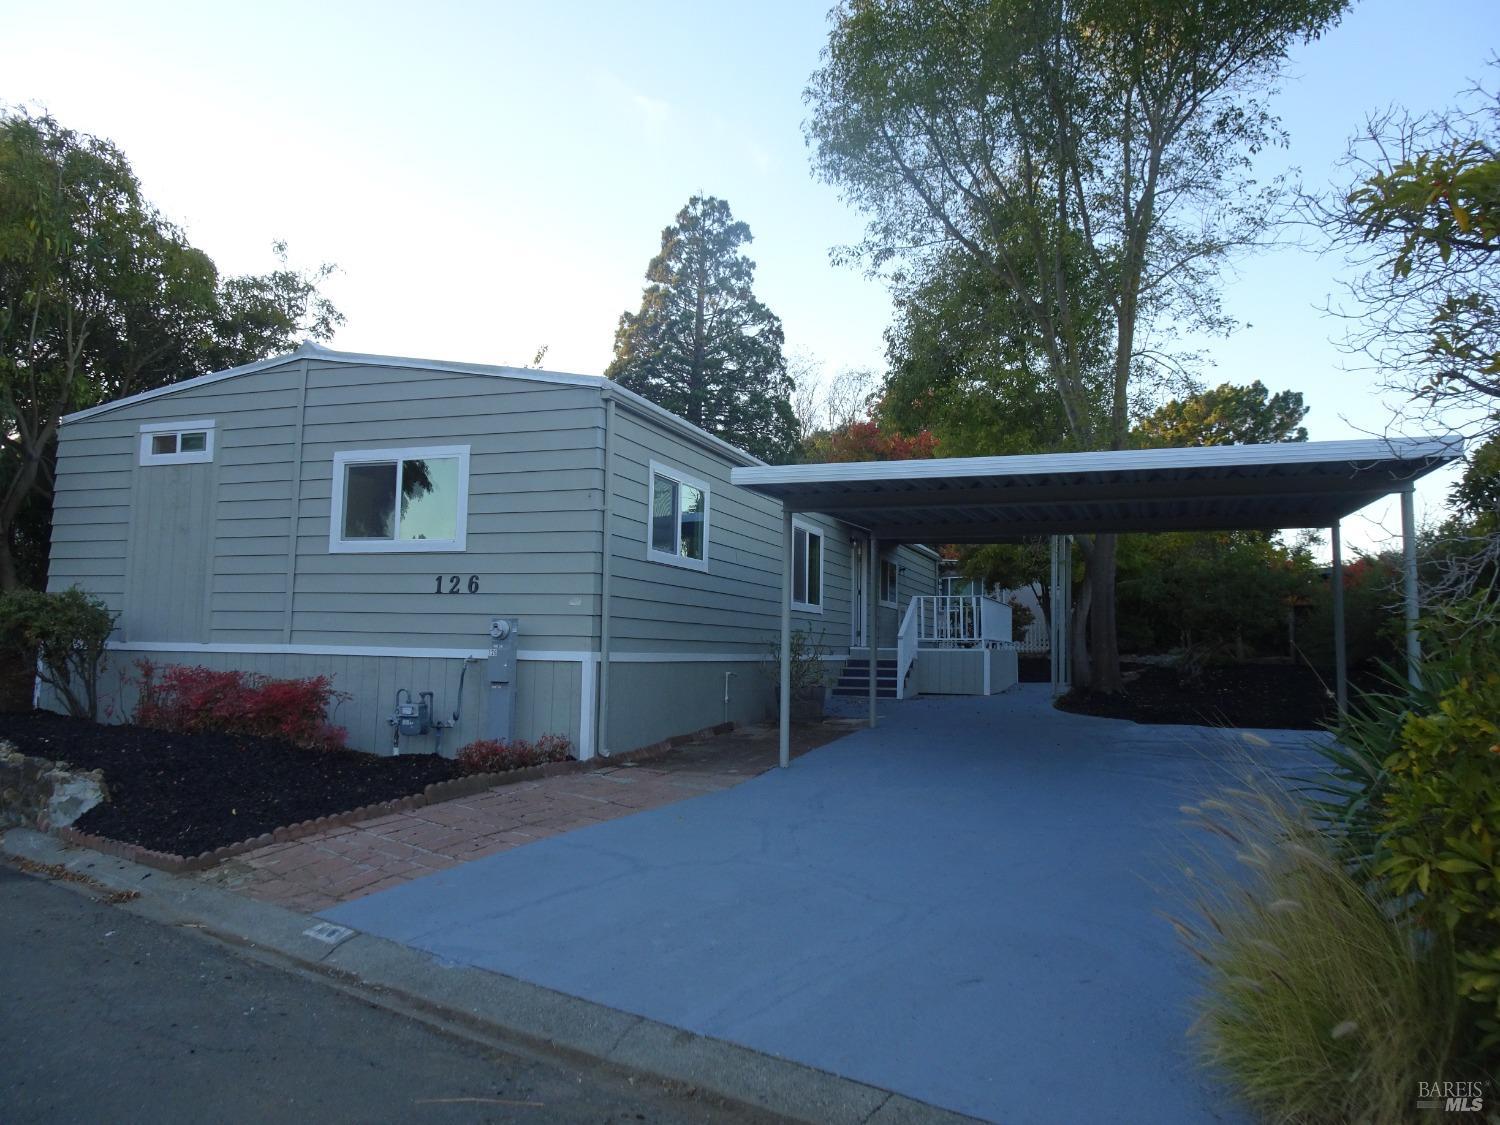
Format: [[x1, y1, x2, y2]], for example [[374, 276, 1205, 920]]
[[0, 863, 758, 1125]]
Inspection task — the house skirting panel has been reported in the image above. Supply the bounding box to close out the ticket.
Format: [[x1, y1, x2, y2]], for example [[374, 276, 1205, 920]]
[[915, 648, 1019, 696], [601, 657, 773, 757], [49, 646, 587, 759]]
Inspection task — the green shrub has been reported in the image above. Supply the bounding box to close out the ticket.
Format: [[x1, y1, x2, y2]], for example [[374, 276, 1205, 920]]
[[764, 624, 832, 696], [0, 587, 116, 719], [1378, 668, 1500, 1054], [1176, 784, 1460, 1122], [1309, 597, 1500, 1069]]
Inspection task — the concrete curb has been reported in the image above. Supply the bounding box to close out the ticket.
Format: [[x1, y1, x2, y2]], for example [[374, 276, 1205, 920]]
[[0, 827, 982, 1125]]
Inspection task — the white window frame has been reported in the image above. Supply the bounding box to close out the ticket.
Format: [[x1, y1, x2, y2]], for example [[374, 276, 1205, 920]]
[[329, 444, 470, 554], [879, 557, 900, 608], [791, 518, 824, 613], [138, 420, 215, 466], [646, 460, 711, 573]]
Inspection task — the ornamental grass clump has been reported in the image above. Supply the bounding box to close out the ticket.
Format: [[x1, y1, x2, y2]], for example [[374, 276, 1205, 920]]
[[1172, 782, 1460, 1124]]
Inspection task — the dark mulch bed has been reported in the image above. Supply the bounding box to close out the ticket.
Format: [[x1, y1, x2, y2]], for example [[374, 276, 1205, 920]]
[[0, 710, 463, 857], [1056, 661, 1337, 730]]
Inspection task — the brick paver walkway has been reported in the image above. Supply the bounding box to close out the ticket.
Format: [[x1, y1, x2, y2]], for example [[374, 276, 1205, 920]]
[[201, 720, 856, 913]]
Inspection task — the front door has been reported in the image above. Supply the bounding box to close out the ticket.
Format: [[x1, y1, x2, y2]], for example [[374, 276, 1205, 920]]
[[850, 536, 868, 648]]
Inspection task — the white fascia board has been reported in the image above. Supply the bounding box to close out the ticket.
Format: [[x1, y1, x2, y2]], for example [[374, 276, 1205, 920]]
[[730, 436, 1466, 491], [64, 354, 305, 423]]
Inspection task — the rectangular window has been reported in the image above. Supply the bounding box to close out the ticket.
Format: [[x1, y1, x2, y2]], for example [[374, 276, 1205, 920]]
[[792, 521, 823, 611], [880, 558, 899, 607], [330, 445, 470, 553], [138, 420, 215, 465], [646, 461, 710, 572]]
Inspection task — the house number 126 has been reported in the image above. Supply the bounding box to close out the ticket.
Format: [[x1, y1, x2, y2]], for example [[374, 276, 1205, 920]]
[[434, 575, 480, 594]]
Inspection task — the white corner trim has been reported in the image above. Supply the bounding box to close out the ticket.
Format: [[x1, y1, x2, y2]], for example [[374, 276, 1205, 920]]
[[328, 445, 470, 554], [577, 656, 596, 761]]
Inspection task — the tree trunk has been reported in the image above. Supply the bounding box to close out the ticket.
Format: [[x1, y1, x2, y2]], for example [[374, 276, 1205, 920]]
[[1069, 569, 1092, 690], [1087, 533, 1124, 694], [0, 536, 18, 593]]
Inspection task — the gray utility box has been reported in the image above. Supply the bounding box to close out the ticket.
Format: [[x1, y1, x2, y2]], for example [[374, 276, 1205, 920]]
[[485, 617, 519, 743]]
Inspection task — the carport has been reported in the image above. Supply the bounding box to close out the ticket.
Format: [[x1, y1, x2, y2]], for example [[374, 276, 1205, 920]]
[[730, 436, 1464, 768]]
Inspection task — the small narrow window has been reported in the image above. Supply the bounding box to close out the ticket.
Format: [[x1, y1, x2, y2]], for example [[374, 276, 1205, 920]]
[[139, 421, 215, 465], [879, 558, 899, 607], [330, 446, 470, 553], [792, 521, 824, 612], [646, 462, 710, 572]]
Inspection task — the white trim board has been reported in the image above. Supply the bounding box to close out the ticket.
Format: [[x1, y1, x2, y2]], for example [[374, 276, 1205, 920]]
[[106, 641, 596, 662], [103, 641, 848, 665]]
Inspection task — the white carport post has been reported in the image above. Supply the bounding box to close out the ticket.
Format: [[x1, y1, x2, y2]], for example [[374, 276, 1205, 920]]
[[1331, 522, 1348, 717], [779, 506, 793, 769], [1400, 483, 1421, 688], [867, 536, 879, 728], [1049, 534, 1072, 696]]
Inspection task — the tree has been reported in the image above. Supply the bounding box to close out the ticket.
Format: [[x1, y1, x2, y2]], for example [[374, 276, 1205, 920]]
[[1318, 66, 1498, 444], [0, 110, 341, 590], [804, 417, 938, 463], [880, 245, 1109, 458], [806, 0, 1347, 691], [607, 195, 799, 462], [1134, 380, 1309, 448]]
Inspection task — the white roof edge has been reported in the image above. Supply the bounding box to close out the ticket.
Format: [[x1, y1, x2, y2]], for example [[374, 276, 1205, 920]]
[[59, 340, 765, 468], [730, 436, 1465, 488]]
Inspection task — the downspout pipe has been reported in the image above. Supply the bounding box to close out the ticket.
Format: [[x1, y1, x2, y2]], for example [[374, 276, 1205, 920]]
[[597, 397, 616, 758]]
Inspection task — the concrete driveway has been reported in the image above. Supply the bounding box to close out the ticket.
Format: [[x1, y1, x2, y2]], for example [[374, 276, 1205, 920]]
[[326, 685, 1324, 1124]]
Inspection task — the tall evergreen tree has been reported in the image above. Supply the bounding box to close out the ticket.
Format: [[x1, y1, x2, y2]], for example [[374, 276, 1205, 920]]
[[607, 196, 798, 462]]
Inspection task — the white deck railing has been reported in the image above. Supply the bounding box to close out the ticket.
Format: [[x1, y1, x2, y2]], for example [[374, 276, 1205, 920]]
[[895, 596, 919, 699], [914, 595, 1012, 649]]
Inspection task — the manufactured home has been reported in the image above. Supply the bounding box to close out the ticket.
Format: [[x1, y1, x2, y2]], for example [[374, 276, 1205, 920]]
[[45, 343, 1019, 759]]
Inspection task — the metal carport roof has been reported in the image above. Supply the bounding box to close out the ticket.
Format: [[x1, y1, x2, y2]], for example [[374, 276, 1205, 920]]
[[731, 435, 1464, 769], [729, 436, 1463, 542]]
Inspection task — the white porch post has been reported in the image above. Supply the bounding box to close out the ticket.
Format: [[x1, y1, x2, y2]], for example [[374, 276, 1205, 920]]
[[867, 536, 879, 728], [779, 507, 793, 768], [1331, 522, 1348, 717], [1401, 484, 1421, 688]]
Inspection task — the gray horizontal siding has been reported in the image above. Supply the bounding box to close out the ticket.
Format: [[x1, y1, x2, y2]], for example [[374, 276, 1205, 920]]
[[605, 408, 854, 658], [603, 406, 938, 659], [50, 358, 606, 654]]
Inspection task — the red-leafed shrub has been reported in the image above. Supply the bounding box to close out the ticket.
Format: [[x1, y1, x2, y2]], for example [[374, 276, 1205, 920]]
[[455, 734, 574, 776], [132, 660, 350, 751]]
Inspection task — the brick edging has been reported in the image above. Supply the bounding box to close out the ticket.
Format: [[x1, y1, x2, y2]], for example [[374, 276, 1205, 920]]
[[48, 720, 739, 874]]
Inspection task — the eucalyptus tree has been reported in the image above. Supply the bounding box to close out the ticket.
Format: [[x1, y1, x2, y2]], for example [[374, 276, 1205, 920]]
[[608, 195, 799, 463], [806, 0, 1347, 691]]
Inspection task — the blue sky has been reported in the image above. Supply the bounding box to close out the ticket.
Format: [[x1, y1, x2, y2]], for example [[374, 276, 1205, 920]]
[[7, 0, 1494, 553]]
